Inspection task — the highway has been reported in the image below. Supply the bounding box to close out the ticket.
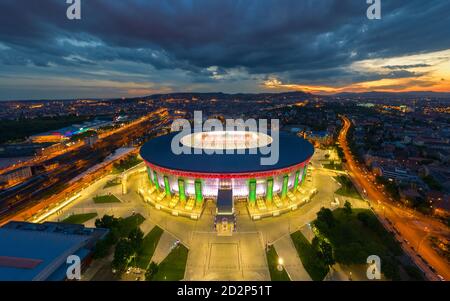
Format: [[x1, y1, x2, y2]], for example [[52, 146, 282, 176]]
[[338, 115, 450, 281]]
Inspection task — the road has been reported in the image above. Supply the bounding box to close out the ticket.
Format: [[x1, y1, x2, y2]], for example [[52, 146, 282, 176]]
[[338, 115, 450, 280]]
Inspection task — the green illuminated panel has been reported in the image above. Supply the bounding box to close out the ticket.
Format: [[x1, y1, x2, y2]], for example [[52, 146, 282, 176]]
[[281, 175, 289, 199], [195, 179, 203, 203], [153, 171, 160, 190], [294, 170, 300, 189], [178, 178, 186, 202], [164, 175, 171, 197], [266, 178, 273, 202], [249, 179, 256, 203], [301, 166, 307, 185]]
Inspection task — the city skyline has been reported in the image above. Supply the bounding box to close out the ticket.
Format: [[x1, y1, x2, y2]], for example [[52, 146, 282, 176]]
[[0, 0, 450, 100]]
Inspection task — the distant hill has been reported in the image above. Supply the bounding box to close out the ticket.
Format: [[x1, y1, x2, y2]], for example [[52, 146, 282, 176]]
[[140, 91, 314, 101], [331, 91, 450, 99]]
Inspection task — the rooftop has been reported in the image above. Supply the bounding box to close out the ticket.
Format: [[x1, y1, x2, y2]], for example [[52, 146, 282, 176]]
[[0, 222, 108, 281], [140, 131, 314, 175]]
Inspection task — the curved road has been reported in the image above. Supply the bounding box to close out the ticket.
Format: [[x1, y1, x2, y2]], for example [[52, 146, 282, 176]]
[[339, 115, 449, 281]]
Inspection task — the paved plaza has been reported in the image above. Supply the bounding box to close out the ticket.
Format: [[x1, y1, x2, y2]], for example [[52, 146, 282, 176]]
[[44, 148, 369, 281]]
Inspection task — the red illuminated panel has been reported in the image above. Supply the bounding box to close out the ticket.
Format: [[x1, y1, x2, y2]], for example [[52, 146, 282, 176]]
[[144, 158, 311, 179]]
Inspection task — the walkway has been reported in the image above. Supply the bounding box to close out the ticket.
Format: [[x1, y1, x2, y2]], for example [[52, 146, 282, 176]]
[[274, 235, 311, 281]]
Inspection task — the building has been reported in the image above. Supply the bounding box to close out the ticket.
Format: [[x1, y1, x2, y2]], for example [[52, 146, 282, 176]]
[[139, 130, 314, 232], [372, 164, 421, 183], [0, 221, 108, 281], [29, 119, 112, 143]]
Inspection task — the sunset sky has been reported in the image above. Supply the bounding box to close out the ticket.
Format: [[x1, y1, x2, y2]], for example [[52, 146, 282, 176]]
[[0, 0, 449, 100]]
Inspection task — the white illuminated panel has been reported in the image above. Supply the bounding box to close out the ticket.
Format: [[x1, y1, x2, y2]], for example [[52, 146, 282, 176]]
[[232, 178, 249, 197], [203, 178, 219, 197], [169, 175, 179, 193], [288, 172, 295, 188], [185, 179, 195, 196], [273, 176, 282, 193], [256, 180, 266, 196]]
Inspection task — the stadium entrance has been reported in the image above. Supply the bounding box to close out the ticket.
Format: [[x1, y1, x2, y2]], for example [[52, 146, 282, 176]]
[[214, 180, 236, 236]]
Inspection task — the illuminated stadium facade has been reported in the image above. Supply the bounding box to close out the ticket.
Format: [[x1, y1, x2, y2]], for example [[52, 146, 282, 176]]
[[139, 131, 315, 222]]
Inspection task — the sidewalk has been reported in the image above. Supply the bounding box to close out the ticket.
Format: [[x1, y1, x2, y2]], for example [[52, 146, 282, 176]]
[[151, 232, 179, 264], [274, 235, 312, 281]]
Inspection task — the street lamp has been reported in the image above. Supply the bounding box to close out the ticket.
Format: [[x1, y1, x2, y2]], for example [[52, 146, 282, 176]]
[[277, 257, 284, 271]]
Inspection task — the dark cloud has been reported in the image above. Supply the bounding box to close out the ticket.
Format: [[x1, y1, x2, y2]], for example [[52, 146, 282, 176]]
[[0, 0, 449, 99], [383, 64, 431, 70]]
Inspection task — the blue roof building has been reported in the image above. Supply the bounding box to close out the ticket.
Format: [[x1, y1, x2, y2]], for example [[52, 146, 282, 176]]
[[0, 221, 108, 281]]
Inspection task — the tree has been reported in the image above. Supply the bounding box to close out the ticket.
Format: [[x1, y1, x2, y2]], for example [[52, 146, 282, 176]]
[[344, 201, 352, 215], [357, 212, 370, 227], [95, 215, 120, 229], [145, 262, 159, 281], [92, 239, 111, 259], [112, 238, 134, 273], [317, 207, 335, 228], [319, 240, 335, 267], [128, 227, 144, 252], [312, 237, 335, 268]]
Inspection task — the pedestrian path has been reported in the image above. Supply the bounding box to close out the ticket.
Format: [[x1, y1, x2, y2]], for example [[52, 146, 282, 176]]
[[274, 235, 312, 281], [151, 232, 178, 264]]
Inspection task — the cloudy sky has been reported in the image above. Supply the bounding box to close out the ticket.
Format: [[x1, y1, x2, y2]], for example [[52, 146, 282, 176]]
[[0, 0, 449, 100]]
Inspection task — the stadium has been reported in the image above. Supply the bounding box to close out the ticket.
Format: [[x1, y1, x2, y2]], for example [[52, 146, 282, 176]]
[[139, 130, 314, 233]]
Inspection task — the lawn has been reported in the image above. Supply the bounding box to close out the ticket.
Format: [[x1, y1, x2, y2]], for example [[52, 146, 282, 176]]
[[152, 244, 189, 281], [103, 179, 121, 189], [266, 245, 291, 281], [93, 194, 122, 204], [112, 155, 143, 174], [119, 213, 146, 237], [313, 208, 404, 280], [323, 162, 343, 171], [290, 231, 329, 281], [136, 226, 164, 269], [61, 212, 98, 224], [333, 175, 363, 199]]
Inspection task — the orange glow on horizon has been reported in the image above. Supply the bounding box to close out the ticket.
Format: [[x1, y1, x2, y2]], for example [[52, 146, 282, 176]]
[[263, 49, 450, 94]]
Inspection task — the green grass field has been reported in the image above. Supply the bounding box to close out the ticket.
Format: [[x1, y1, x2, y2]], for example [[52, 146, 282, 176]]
[[266, 245, 291, 281], [61, 213, 98, 224], [290, 231, 329, 281], [323, 162, 343, 171], [313, 208, 405, 280], [103, 179, 121, 189], [136, 226, 164, 269], [119, 214, 146, 237], [152, 244, 189, 281], [93, 194, 122, 204]]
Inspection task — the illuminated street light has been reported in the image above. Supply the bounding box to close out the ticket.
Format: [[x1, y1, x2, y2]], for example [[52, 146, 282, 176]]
[[277, 257, 284, 271]]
